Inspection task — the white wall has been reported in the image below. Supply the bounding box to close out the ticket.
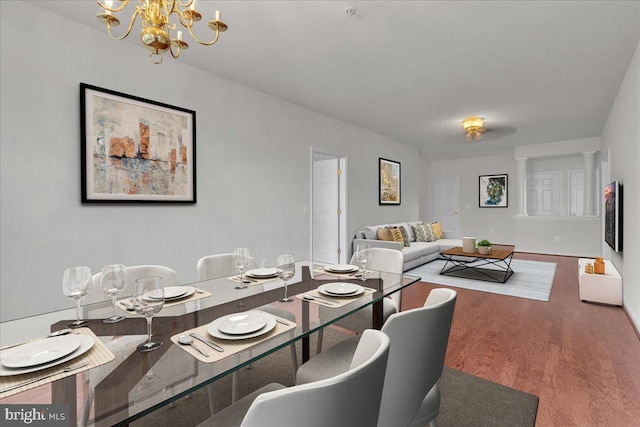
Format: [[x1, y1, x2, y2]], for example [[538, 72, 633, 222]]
[[0, 1, 419, 321], [601, 41, 640, 331]]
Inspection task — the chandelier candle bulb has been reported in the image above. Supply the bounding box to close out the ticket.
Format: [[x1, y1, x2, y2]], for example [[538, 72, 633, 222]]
[[177, 31, 182, 41], [216, 10, 221, 21], [190, 1, 195, 10]]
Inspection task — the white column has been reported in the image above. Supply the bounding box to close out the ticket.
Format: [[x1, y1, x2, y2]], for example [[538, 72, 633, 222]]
[[582, 151, 596, 216], [515, 157, 528, 216]]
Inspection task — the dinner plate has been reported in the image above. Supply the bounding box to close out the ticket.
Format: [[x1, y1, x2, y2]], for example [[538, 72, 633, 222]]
[[0, 334, 95, 377], [245, 268, 278, 278], [145, 286, 195, 301], [1, 335, 82, 368], [207, 311, 277, 341], [324, 264, 359, 273], [318, 282, 365, 297], [217, 312, 268, 335]]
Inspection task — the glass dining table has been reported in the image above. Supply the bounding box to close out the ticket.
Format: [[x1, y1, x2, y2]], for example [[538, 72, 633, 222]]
[[0, 261, 419, 426]]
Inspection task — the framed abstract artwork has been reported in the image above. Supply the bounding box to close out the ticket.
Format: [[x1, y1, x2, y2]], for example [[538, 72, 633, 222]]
[[379, 158, 401, 205], [81, 83, 196, 203], [479, 174, 508, 208]]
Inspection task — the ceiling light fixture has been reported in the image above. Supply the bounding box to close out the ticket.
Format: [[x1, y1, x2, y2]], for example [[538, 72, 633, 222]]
[[462, 116, 486, 141], [96, 0, 227, 64]]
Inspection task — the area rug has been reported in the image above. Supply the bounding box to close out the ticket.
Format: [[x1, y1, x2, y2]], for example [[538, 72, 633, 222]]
[[407, 258, 556, 301]]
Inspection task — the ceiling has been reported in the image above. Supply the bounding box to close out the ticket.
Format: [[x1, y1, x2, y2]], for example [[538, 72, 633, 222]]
[[27, 1, 640, 159]]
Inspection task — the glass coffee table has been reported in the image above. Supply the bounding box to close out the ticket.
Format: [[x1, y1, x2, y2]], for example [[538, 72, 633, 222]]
[[439, 245, 515, 283]]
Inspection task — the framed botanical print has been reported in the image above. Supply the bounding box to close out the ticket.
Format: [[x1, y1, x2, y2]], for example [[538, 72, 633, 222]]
[[479, 174, 508, 208], [379, 158, 401, 205]]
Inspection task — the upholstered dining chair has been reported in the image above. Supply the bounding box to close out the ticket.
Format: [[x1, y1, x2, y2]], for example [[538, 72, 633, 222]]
[[316, 247, 404, 353], [195, 253, 298, 405], [297, 288, 457, 427], [196, 329, 391, 427]]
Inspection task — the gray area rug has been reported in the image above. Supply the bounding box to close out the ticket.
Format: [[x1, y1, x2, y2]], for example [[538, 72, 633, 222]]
[[133, 330, 538, 426], [407, 259, 556, 301]]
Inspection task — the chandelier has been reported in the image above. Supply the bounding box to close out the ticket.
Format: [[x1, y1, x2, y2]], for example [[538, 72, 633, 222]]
[[96, 0, 227, 64], [462, 116, 486, 141]]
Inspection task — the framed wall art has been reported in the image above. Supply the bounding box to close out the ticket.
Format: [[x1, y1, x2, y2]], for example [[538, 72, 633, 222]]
[[379, 158, 401, 205], [81, 83, 196, 203], [479, 174, 508, 208]]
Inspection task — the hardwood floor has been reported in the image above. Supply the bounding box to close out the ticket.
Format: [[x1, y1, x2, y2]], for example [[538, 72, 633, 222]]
[[401, 252, 640, 426]]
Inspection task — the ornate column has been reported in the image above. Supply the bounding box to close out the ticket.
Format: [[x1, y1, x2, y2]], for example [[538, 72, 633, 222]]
[[515, 157, 528, 216], [582, 151, 596, 216]]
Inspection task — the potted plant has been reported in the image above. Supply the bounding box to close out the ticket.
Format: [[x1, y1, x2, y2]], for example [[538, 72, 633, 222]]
[[477, 239, 492, 255]]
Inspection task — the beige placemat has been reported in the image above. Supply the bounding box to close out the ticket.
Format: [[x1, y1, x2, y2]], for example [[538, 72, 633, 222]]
[[313, 268, 374, 280], [227, 275, 279, 286], [295, 287, 376, 308], [170, 312, 296, 363], [0, 328, 115, 398], [116, 289, 212, 312]]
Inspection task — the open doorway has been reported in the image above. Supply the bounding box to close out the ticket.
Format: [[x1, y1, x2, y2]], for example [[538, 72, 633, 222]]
[[311, 150, 347, 263]]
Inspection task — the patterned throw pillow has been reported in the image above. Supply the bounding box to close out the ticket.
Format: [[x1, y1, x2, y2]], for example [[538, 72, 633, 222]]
[[413, 224, 436, 242], [377, 228, 394, 241], [389, 227, 406, 247], [397, 226, 411, 247], [431, 222, 444, 240]]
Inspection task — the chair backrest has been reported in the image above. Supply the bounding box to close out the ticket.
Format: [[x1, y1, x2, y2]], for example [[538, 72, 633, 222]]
[[376, 288, 457, 427], [88, 264, 180, 303], [241, 329, 391, 427], [350, 247, 405, 309], [196, 253, 258, 281]]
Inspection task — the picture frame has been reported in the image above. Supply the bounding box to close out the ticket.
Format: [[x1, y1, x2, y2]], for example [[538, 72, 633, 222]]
[[479, 174, 508, 208], [81, 83, 196, 203], [379, 158, 401, 205]]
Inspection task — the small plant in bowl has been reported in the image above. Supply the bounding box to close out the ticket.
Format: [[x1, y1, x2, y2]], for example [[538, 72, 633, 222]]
[[477, 239, 492, 255]]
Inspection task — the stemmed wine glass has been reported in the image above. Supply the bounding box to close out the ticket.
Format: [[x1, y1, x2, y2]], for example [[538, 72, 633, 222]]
[[101, 264, 127, 324], [133, 276, 165, 352], [62, 266, 92, 328], [355, 243, 372, 281], [276, 254, 295, 303], [233, 248, 251, 289]]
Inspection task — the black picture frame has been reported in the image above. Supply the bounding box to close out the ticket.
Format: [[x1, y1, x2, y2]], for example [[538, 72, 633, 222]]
[[81, 83, 196, 203], [379, 158, 401, 205], [479, 174, 508, 208]]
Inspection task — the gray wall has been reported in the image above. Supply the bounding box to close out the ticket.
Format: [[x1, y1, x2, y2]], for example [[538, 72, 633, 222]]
[[0, 1, 419, 321]]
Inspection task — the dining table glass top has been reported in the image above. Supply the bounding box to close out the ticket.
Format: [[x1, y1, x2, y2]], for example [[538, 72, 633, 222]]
[[0, 260, 419, 426]]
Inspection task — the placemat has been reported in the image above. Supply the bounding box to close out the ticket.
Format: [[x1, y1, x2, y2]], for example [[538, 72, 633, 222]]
[[294, 287, 376, 308], [170, 312, 296, 363], [227, 275, 279, 286], [0, 328, 115, 398], [116, 289, 212, 312], [313, 268, 374, 280]]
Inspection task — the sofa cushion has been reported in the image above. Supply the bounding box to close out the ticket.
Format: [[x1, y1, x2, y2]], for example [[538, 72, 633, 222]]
[[363, 225, 380, 240], [401, 245, 424, 262], [397, 226, 411, 247], [431, 222, 444, 239], [413, 223, 436, 242], [377, 228, 394, 241], [389, 228, 405, 246]]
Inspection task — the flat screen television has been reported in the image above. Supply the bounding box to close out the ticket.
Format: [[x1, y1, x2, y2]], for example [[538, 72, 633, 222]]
[[604, 181, 623, 252]]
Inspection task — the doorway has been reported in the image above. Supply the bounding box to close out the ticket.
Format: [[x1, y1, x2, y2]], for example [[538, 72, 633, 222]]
[[430, 178, 461, 238], [311, 150, 347, 264]]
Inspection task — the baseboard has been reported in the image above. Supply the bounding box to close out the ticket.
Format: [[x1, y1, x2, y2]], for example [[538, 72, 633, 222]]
[[624, 306, 640, 341]]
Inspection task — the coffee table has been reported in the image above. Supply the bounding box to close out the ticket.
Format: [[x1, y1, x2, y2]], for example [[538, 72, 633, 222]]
[[439, 245, 515, 283]]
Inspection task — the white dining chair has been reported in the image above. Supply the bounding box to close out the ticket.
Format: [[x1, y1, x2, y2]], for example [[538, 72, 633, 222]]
[[316, 247, 404, 353], [196, 328, 391, 427], [196, 253, 298, 406], [297, 288, 457, 427]]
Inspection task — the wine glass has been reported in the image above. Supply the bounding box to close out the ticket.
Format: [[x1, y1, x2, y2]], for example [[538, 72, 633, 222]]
[[355, 243, 372, 281], [101, 264, 127, 324], [276, 254, 295, 302], [233, 248, 251, 289], [62, 266, 92, 328], [133, 276, 165, 352]]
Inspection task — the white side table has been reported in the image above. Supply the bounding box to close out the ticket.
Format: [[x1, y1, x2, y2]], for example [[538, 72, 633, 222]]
[[578, 258, 623, 306]]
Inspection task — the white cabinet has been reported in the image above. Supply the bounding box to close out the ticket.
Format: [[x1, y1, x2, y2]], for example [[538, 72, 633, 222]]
[[578, 258, 622, 306]]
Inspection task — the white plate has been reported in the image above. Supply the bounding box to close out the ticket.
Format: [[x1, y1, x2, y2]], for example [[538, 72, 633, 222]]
[[165, 286, 195, 301], [217, 312, 268, 335], [0, 334, 95, 377], [1, 335, 81, 368], [208, 311, 277, 341], [245, 268, 278, 278], [324, 264, 359, 273], [318, 282, 365, 297], [145, 286, 195, 301]]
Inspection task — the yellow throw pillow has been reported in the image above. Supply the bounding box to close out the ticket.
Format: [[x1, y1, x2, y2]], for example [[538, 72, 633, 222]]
[[377, 228, 394, 241], [390, 228, 405, 246], [431, 222, 444, 239]]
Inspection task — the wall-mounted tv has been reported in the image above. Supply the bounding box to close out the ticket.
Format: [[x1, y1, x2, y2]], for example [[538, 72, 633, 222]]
[[604, 181, 623, 252]]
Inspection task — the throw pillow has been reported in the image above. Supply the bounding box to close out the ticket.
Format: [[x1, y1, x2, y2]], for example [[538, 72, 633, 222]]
[[431, 222, 444, 239], [377, 228, 394, 241], [413, 223, 436, 242], [397, 226, 411, 247], [389, 227, 405, 247], [363, 226, 379, 240]]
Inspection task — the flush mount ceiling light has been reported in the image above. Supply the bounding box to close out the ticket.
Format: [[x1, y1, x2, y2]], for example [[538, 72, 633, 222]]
[[462, 116, 486, 141]]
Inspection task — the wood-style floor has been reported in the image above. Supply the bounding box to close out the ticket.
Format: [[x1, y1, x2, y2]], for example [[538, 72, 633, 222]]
[[401, 252, 640, 426]]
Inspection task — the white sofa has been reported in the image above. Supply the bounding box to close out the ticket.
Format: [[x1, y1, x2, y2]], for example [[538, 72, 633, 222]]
[[352, 221, 462, 271]]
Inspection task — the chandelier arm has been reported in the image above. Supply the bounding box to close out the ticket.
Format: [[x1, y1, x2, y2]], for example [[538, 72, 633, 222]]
[[107, 7, 142, 40], [174, 9, 194, 29], [96, 0, 130, 14], [186, 25, 220, 46], [168, 41, 182, 59]]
